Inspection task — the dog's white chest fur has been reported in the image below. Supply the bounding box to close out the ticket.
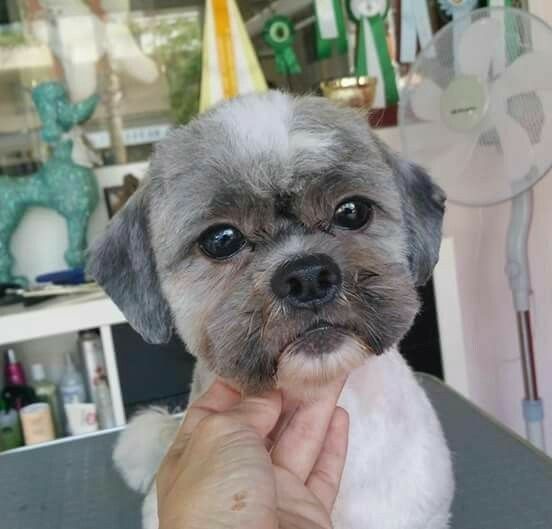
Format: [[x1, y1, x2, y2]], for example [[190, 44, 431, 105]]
[[114, 349, 454, 529], [333, 350, 453, 529]]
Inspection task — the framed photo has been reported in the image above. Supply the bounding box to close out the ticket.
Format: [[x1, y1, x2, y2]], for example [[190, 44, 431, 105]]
[[103, 173, 140, 218]]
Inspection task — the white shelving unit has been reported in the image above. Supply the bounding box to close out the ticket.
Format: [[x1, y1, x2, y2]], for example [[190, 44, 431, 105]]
[[0, 291, 127, 426]]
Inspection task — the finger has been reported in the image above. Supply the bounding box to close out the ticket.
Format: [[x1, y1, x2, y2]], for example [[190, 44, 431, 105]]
[[270, 376, 346, 482], [223, 390, 282, 439], [306, 407, 349, 512], [159, 389, 281, 496], [158, 380, 241, 495]]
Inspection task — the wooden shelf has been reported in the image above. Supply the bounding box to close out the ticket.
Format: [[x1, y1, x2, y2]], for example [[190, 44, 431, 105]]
[[0, 291, 126, 346]]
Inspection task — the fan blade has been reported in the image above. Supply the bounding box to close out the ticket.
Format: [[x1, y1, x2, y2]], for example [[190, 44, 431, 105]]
[[495, 52, 552, 99], [409, 79, 443, 122], [403, 120, 467, 159], [494, 112, 533, 184], [426, 134, 479, 190], [458, 17, 500, 79]]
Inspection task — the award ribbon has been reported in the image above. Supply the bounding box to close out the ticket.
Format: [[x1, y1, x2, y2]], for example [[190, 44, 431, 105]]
[[263, 15, 302, 75], [314, 0, 348, 59], [400, 0, 434, 63], [348, 0, 398, 107], [200, 0, 267, 112]]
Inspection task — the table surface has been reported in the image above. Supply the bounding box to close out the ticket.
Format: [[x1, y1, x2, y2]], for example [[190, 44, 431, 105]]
[[2, 374, 552, 529]]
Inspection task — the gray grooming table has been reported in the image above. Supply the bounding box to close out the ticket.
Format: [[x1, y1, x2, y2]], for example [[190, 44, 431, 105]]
[[2, 374, 552, 529]]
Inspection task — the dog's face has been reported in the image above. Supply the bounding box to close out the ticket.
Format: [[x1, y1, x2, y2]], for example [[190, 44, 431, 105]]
[[88, 92, 445, 396]]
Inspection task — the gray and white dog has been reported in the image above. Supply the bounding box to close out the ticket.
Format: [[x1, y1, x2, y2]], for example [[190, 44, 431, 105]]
[[89, 91, 454, 529]]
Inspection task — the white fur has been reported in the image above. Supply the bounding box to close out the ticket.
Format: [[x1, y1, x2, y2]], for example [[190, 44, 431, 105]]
[[333, 350, 454, 529], [113, 407, 179, 494], [113, 348, 454, 529], [211, 91, 336, 175], [214, 90, 293, 158]]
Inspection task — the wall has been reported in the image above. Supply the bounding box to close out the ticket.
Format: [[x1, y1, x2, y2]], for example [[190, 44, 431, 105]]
[[528, 1, 552, 22], [444, 179, 552, 449]]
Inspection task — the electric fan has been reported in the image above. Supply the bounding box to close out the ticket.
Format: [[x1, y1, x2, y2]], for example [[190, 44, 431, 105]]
[[399, 7, 552, 451]]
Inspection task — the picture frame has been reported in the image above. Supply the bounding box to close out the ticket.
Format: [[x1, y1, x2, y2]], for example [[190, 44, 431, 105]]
[[103, 173, 140, 218]]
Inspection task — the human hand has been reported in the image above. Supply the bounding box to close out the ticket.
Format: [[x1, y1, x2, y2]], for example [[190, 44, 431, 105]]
[[156, 378, 348, 529]]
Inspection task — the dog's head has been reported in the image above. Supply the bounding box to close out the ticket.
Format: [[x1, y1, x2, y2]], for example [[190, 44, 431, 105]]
[[88, 92, 445, 396]]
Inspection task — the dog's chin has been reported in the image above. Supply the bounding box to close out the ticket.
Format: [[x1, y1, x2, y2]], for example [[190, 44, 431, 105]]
[[275, 328, 371, 402]]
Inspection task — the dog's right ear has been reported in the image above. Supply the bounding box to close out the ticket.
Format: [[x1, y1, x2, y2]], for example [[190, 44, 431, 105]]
[[87, 182, 173, 344]]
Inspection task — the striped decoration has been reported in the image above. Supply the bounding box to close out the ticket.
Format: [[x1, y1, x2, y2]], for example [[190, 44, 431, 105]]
[[199, 0, 267, 112]]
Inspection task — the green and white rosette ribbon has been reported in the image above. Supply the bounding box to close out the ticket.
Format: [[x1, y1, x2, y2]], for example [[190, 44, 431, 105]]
[[348, 0, 398, 108], [314, 0, 348, 60], [263, 15, 302, 75], [400, 0, 434, 63], [437, 0, 478, 70]]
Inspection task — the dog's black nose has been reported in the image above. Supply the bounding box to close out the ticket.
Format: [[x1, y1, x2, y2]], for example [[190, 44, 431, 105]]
[[271, 254, 341, 308]]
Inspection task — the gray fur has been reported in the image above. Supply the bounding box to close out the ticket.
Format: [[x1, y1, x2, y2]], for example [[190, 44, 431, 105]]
[[87, 91, 445, 393], [87, 184, 173, 343]]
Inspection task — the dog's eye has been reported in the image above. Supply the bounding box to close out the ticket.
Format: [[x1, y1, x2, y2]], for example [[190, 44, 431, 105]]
[[198, 224, 246, 260], [333, 197, 373, 230]]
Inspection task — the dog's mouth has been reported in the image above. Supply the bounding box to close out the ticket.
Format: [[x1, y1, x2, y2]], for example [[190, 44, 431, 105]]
[[280, 320, 363, 358], [275, 319, 371, 398]]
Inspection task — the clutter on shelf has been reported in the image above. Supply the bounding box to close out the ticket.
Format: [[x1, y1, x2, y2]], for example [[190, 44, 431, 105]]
[[0, 267, 101, 309], [0, 331, 115, 452]]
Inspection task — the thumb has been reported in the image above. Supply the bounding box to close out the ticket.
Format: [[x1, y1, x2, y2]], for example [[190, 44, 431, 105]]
[[223, 390, 282, 439]]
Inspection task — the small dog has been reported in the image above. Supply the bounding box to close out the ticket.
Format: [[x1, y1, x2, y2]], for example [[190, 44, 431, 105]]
[[89, 91, 454, 529]]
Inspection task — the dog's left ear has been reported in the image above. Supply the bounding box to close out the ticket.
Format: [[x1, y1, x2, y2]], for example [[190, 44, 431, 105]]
[[377, 139, 446, 286], [87, 182, 173, 344]]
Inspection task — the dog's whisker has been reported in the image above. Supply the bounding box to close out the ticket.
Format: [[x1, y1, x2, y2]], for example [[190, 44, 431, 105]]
[[245, 311, 259, 341]]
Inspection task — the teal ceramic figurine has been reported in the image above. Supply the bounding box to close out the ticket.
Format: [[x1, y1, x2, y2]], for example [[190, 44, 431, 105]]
[[0, 82, 100, 286]]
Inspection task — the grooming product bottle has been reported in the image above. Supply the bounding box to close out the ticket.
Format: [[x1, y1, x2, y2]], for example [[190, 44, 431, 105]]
[[78, 330, 115, 429], [0, 398, 23, 451], [79, 330, 105, 403], [1, 349, 37, 410], [20, 402, 55, 445], [59, 352, 87, 434], [31, 363, 63, 437]]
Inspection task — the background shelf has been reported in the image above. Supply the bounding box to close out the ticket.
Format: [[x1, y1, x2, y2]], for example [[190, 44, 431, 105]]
[[0, 292, 125, 346]]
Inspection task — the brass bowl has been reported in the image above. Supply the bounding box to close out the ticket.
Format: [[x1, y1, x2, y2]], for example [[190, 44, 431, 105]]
[[320, 76, 378, 109]]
